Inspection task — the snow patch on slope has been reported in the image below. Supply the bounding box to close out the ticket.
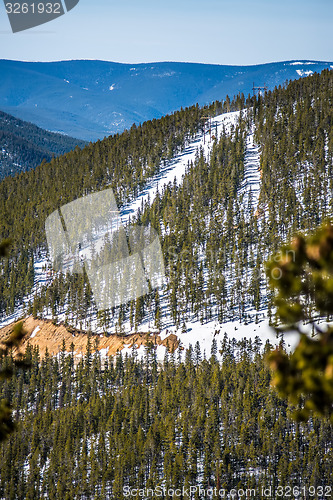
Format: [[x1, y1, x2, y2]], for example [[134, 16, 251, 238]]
[[239, 130, 261, 219], [122, 317, 300, 362], [296, 69, 314, 77], [289, 61, 315, 66], [30, 326, 40, 339], [120, 110, 241, 223], [0, 255, 52, 328]]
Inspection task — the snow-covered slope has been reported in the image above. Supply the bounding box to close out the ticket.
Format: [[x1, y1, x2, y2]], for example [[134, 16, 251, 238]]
[[0, 113, 240, 327], [239, 130, 261, 219], [120, 111, 241, 223]]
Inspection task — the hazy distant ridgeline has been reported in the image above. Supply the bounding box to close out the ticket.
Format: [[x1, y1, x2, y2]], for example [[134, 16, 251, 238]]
[[0, 110, 86, 179], [0, 59, 332, 140]]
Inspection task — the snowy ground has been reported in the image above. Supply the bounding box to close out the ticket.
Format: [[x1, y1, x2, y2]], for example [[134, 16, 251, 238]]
[[239, 130, 261, 219], [122, 316, 300, 362]]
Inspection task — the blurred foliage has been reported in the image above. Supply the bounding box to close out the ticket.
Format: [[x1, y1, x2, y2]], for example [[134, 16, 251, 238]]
[[0, 239, 11, 258], [266, 223, 333, 422], [0, 240, 30, 442]]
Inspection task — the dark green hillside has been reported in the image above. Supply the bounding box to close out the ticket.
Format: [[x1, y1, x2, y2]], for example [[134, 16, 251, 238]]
[[0, 110, 86, 179], [0, 103, 221, 247], [0, 339, 331, 498], [254, 70, 333, 234]]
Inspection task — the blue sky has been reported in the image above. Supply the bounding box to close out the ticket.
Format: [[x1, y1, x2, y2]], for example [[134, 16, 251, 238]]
[[0, 0, 332, 64]]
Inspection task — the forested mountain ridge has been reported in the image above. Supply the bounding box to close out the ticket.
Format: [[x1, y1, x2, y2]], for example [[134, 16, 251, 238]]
[[0, 336, 332, 498], [0, 110, 86, 179], [0, 69, 333, 353], [0, 102, 211, 323], [0, 69, 333, 500], [1, 59, 332, 140]]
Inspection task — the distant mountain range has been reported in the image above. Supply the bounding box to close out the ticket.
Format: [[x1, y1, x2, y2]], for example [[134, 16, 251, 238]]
[[0, 110, 86, 179], [0, 59, 332, 141]]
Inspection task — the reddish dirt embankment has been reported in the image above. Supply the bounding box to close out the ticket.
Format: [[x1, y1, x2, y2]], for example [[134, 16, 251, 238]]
[[0, 316, 179, 359]]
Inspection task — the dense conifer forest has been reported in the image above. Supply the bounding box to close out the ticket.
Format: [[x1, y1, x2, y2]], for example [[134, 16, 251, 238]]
[[0, 338, 332, 499], [0, 70, 332, 333]]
